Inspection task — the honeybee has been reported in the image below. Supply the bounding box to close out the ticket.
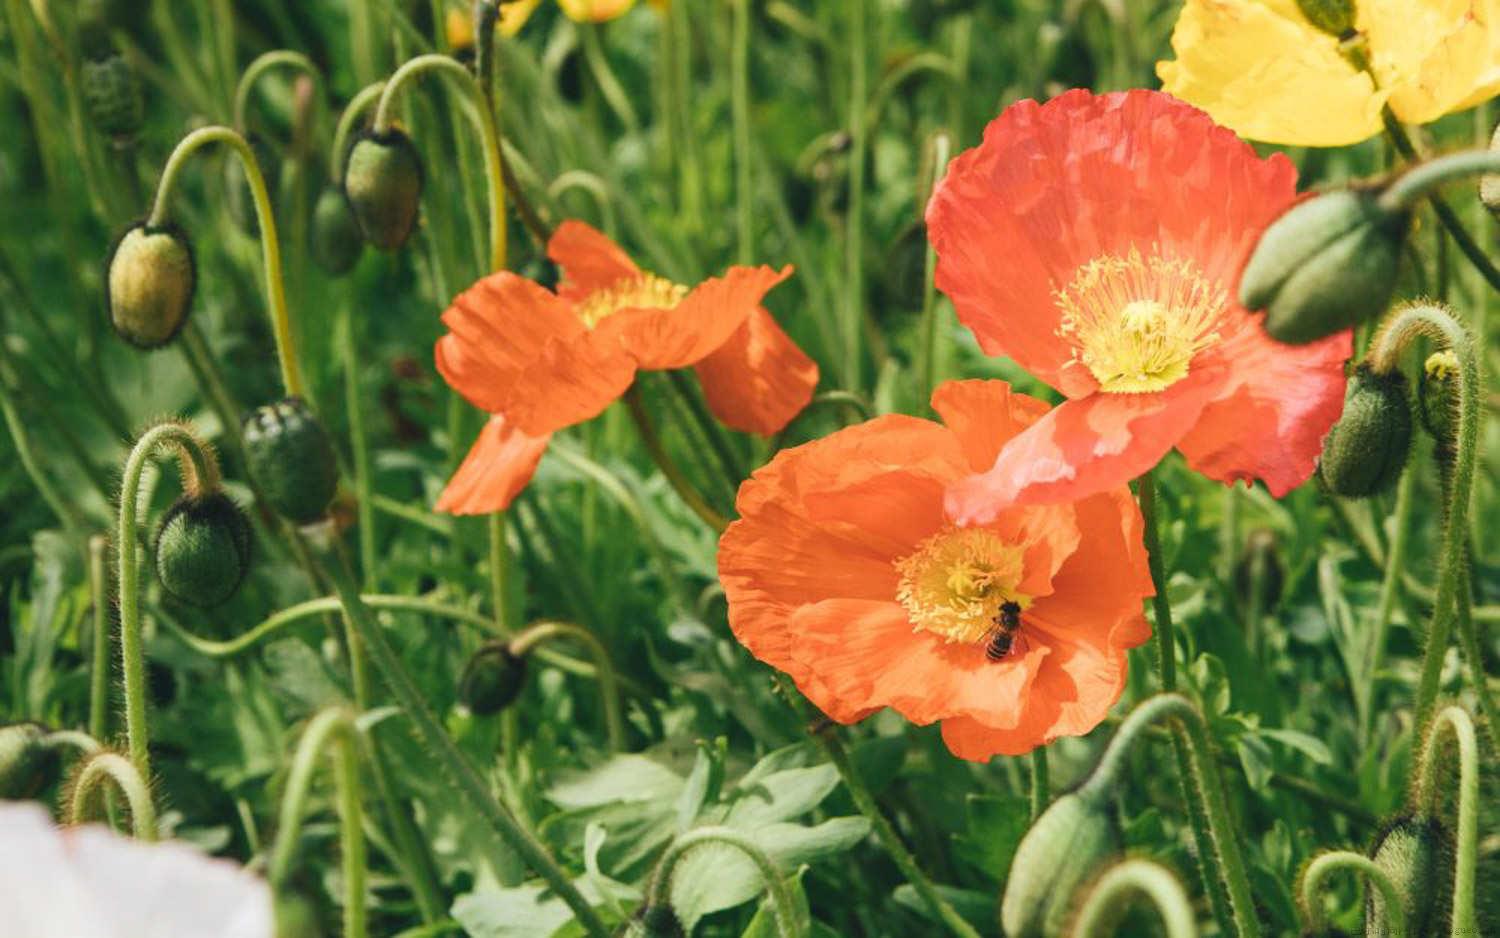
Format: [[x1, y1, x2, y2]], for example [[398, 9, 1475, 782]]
[[985, 601, 1023, 661]]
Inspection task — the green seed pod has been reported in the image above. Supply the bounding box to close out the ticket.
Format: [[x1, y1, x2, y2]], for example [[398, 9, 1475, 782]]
[[154, 491, 253, 607], [342, 129, 424, 251], [1000, 788, 1121, 938], [311, 186, 364, 275], [1365, 814, 1452, 938], [105, 222, 196, 349], [242, 397, 340, 525], [459, 641, 528, 716], [1318, 364, 1413, 498], [1418, 350, 1459, 456], [0, 722, 59, 799], [1233, 527, 1285, 613], [1296, 0, 1355, 37], [81, 53, 143, 141], [1239, 190, 1409, 345]]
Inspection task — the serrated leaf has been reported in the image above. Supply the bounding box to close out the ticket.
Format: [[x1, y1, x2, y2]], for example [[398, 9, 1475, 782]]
[[547, 755, 684, 809]]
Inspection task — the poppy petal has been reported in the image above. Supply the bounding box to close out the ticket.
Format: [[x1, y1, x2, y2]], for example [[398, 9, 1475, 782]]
[[497, 331, 639, 436], [930, 379, 1051, 473], [598, 265, 793, 370], [548, 220, 642, 302], [435, 416, 551, 515], [694, 306, 819, 436]]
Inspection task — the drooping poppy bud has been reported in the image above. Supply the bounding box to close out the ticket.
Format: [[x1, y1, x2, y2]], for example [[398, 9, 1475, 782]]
[[1365, 815, 1451, 938], [1296, 0, 1356, 37], [342, 130, 424, 251], [80, 53, 144, 142], [999, 787, 1121, 938], [1233, 527, 1285, 613], [1418, 350, 1459, 458], [1239, 190, 1409, 345], [311, 186, 364, 275], [1318, 364, 1412, 498], [154, 491, 253, 607], [0, 722, 59, 799], [105, 222, 196, 349], [242, 397, 340, 525], [459, 641, 528, 716]]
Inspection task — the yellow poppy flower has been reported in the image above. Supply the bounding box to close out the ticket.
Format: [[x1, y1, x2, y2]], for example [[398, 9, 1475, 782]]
[[1157, 0, 1500, 147], [498, 0, 636, 36]]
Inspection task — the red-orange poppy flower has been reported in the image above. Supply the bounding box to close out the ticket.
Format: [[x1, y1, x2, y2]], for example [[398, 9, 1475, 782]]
[[718, 379, 1153, 760], [926, 89, 1351, 522], [434, 221, 812, 514]]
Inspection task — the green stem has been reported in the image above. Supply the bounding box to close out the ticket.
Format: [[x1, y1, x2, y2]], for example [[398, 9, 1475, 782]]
[[116, 421, 222, 782], [577, 22, 640, 137], [1298, 851, 1406, 938], [1453, 565, 1499, 741], [0, 370, 85, 534], [341, 303, 377, 586], [88, 535, 111, 743], [233, 50, 321, 132], [147, 125, 305, 397], [648, 826, 802, 938], [731, 0, 752, 262], [668, 0, 702, 231], [306, 531, 610, 938], [1366, 305, 1478, 730], [488, 511, 511, 631], [1071, 859, 1199, 938], [67, 750, 157, 840], [1415, 705, 1480, 937], [268, 707, 367, 938], [1029, 748, 1048, 821], [333, 82, 387, 180], [1378, 148, 1500, 215], [841, 0, 867, 390], [1360, 467, 1415, 748], [665, 370, 743, 486], [623, 385, 730, 532], [1137, 471, 1176, 690], [509, 620, 624, 751], [918, 131, 952, 405]]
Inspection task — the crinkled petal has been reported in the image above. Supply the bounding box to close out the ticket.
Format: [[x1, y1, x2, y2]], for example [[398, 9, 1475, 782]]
[[597, 265, 793, 370], [436, 416, 552, 515], [694, 305, 819, 436], [930, 379, 1051, 473], [1365, 0, 1500, 125], [548, 219, 642, 303], [497, 330, 638, 436]]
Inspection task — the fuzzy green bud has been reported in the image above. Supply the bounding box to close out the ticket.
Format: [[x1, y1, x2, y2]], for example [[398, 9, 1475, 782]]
[[1000, 788, 1120, 938], [0, 722, 59, 799], [311, 186, 364, 275], [154, 491, 253, 607], [343, 130, 424, 251], [81, 53, 144, 141], [1296, 0, 1356, 37], [459, 641, 528, 716], [1318, 364, 1412, 498], [1365, 815, 1451, 938], [1240, 190, 1409, 345], [105, 222, 196, 349], [242, 397, 340, 525], [1418, 350, 1459, 456]]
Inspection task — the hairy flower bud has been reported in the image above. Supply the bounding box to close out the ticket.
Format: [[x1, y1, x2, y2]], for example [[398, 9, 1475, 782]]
[[1239, 190, 1408, 345], [1366, 815, 1451, 938], [459, 641, 528, 716], [242, 397, 340, 525], [81, 53, 144, 141], [343, 130, 424, 251], [1318, 364, 1412, 498], [154, 491, 253, 607], [105, 222, 196, 349], [1296, 0, 1356, 37], [1418, 350, 1459, 457], [1000, 788, 1120, 938], [311, 186, 364, 275], [0, 722, 59, 799]]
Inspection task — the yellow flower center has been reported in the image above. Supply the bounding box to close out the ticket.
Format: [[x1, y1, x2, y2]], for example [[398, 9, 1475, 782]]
[[1056, 248, 1226, 394], [575, 273, 688, 329], [895, 527, 1028, 644]]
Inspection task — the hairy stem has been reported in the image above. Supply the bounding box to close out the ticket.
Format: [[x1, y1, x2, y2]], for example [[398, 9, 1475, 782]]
[[1415, 705, 1480, 937], [68, 751, 157, 840], [648, 826, 802, 938], [1071, 859, 1199, 938], [1298, 851, 1406, 938]]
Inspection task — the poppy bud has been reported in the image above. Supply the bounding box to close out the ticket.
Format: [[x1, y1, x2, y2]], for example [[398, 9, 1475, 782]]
[[342, 130, 424, 251], [1239, 190, 1409, 345], [311, 186, 364, 275], [1233, 527, 1284, 612], [1000, 788, 1120, 938], [154, 491, 253, 607], [1318, 364, 1412, 498], [622, 905, 685, 938], [242, 397, 340, 525], [1365, 815, 1451, 938], [80, 53, 143, 141], [459, 641, 528, 716], [105, 222, 196, 349], [1295, 0, 1355, 37], [0, 722, 59, 799], [1418, 350, 1459, 455]]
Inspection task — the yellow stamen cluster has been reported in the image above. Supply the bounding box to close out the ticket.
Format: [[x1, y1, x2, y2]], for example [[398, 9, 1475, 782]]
[[575, 273, 688, 329], [1056, 247, 1226, 393], [894, 527, 1027, 644]]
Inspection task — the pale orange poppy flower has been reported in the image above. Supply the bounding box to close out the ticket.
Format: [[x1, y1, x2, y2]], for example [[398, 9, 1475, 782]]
[[718, 379, 1154, 760], [435, 221, 809, 514]]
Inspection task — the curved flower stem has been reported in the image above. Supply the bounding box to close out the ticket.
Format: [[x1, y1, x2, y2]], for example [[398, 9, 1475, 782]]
[[1070, 858, 1199, 938], [306, 530, 610, 938], [841, 0, 867, 390], [1366, 305, 1479, 731], [1359, 468, 1415, 749], [332, 81, 387, 180], [146, 126, 305, 397], [1298, 851, 1406, 938], [623, 385, 730, 533], [1415, 705, 1480, 937], [1378, 148, 1500, 215], [67, 751, 158, 840], [117, 421, 221, 782], [510, 620, 625, 751], [268, 708, 367, 938], [648, 826, 802, 938], [88, 535, 111, 743], [731, 0, 752, 263], [233, 51, 322, 132], [45, 729, 102, 757]]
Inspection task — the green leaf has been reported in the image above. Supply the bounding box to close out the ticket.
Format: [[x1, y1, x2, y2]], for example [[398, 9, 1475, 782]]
[[1259, 727, 1334, 764], [727, 764, 838, 827], [952, 793, 1030, 879], [547, 754, 685, 809]]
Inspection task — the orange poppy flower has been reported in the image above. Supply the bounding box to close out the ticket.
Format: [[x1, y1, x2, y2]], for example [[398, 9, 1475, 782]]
[[718, 379, 1154, 760], [434, 221, 810, 514], [926, 90, 1351, 521]]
